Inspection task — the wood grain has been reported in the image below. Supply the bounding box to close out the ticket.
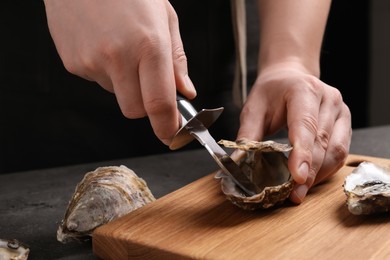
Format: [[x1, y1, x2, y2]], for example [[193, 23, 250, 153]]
[[92, 154, 390, 259]]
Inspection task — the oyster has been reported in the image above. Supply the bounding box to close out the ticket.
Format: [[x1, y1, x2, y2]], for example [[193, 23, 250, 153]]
[[57, 165, 156, 243], [344, 161, 390, 215], [0, 239, 29, 260], [217, 139, 294, 210]]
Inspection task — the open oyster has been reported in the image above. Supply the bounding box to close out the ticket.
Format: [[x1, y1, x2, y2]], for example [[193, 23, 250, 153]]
[[0, 239, 29, 260], [57, 165, 156, 243], [217, 139, 294, 210], [344, 161, 390, 215]]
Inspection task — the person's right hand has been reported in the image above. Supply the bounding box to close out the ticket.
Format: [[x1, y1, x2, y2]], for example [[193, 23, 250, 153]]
[[43, 0, 197, 145]]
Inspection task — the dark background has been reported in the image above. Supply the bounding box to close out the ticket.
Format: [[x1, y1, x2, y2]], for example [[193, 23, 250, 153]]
[[0, 1, 370, 174], [321, 1, 370, 129]]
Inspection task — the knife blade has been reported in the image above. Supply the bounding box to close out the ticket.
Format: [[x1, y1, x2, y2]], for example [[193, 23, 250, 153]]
[[170, 94, 259, 196]]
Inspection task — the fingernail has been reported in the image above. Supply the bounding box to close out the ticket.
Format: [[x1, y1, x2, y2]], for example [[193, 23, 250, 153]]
[[295, 184, 309, 201], [298, 162, 309, 183], [184, 74, 196, 95]]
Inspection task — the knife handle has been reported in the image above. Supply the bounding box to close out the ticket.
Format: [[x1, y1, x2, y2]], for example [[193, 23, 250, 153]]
[[176, 93, 198, 123], [169, 93, 224, 150]]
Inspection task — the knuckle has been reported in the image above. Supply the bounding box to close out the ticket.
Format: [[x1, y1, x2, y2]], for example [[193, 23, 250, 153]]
[[62, 59, 79, 75], [121, 105, 147, 119], [343, 104, 352, 118], [62, 56, 97, 80], [60, 52, 83, 76], [239, 103, 258, 123], [329, 142, 349, 165], [299, 74, 319, 88], [144, 97, 174, 116], [315, 129, 330, 151], [299, 114, 318, 136], [138, 34, 169, 62], [297, 76, 327, 101], [121, 110, 146, 119], [65, 38, 124, 71], [328, 87, 344, 106], [98, 38, 124, 65], [172, 45, 187, 64], [144, 98, 177, 141], [156, 129, 174, 143]]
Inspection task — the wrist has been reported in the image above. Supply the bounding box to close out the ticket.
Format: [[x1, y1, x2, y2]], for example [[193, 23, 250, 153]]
[[258, 53, 320, 78], [258, 58, 320, 79]]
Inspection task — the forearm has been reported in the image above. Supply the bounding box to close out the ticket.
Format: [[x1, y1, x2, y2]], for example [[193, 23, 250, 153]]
[[257, 0, 332, 77]]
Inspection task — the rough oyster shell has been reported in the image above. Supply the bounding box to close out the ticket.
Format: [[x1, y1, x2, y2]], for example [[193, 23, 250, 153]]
[[0, 239, 29, 260], [57, 165, 155, 243], [217, 139, 294, 210], [344, 161, 390, 215]]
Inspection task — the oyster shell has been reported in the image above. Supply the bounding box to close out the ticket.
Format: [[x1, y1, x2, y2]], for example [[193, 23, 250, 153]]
[[217, 139, 294, 210], [0, 239, 29, 260], [344, 161, 390, 215], [57, 165, 156, 243]]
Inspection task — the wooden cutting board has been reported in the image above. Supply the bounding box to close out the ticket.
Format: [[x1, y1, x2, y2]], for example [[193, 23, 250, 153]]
[[92, 154, 390, 259]]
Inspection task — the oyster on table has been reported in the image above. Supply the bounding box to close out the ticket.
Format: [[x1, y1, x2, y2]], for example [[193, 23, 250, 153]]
[[344, 161, 390, 215], [57, 165, 156, 243], [0, 239, 29, 260], [217, 139, 294, 210]]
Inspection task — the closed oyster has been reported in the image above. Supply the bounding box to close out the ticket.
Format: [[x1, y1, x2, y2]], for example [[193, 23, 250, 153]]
[[57, 165, 155, 243], [217, 139, 294, 210], [344, 161, 390, 215], [0, 239, 29, 260]]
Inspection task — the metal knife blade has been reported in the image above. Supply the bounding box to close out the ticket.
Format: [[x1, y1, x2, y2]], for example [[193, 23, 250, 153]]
[[170, 93, 259, 196], [184, 119, 259, 196]]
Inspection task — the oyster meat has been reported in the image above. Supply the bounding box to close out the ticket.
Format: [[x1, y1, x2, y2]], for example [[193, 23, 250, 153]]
[[0, 239, 29, 260], [217, 139, 294, 210], [344, 161, 390, 215], [57, 165, 156, 243]]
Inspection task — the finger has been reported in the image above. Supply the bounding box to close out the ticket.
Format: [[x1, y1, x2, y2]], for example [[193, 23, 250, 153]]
[[289, 113, 351, 204], [289, 165, 317, 204], [236, 92, 267, 142], [93, 70, 115, 93], [313, 104, 351, 185], [292, 86, 338, 186], [138, 36, 179, 145], [286, 87, 322, 185], [96, 77, 114, 94], [312, 89, 350, 185], [166, 2, 196, 99], [111, 67, 146, 119], [236, 108, 265, 142], [289, 133, 326, 204], [290, 104, 351, 203]]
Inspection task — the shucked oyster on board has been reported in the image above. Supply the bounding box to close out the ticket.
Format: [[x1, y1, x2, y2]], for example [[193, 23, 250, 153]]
[[57, 165, 156, 243], [216, 139, 294, 210], [344, 161, 390, 215]]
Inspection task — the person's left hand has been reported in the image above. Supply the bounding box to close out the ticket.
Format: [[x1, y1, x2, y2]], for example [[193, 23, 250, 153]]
[[236, 62, 352, 204]]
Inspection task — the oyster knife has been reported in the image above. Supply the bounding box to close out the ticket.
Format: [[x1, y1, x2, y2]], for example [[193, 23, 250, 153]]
[[170, 94, 258, 196]]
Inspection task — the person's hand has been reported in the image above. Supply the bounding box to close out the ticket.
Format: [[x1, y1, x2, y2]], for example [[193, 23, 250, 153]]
[[43, 0, 196, 145], [237, 62, 352, 204]]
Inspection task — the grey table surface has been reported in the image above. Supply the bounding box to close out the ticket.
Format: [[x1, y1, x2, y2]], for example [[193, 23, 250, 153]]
[[1, 125, 390, 260]]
